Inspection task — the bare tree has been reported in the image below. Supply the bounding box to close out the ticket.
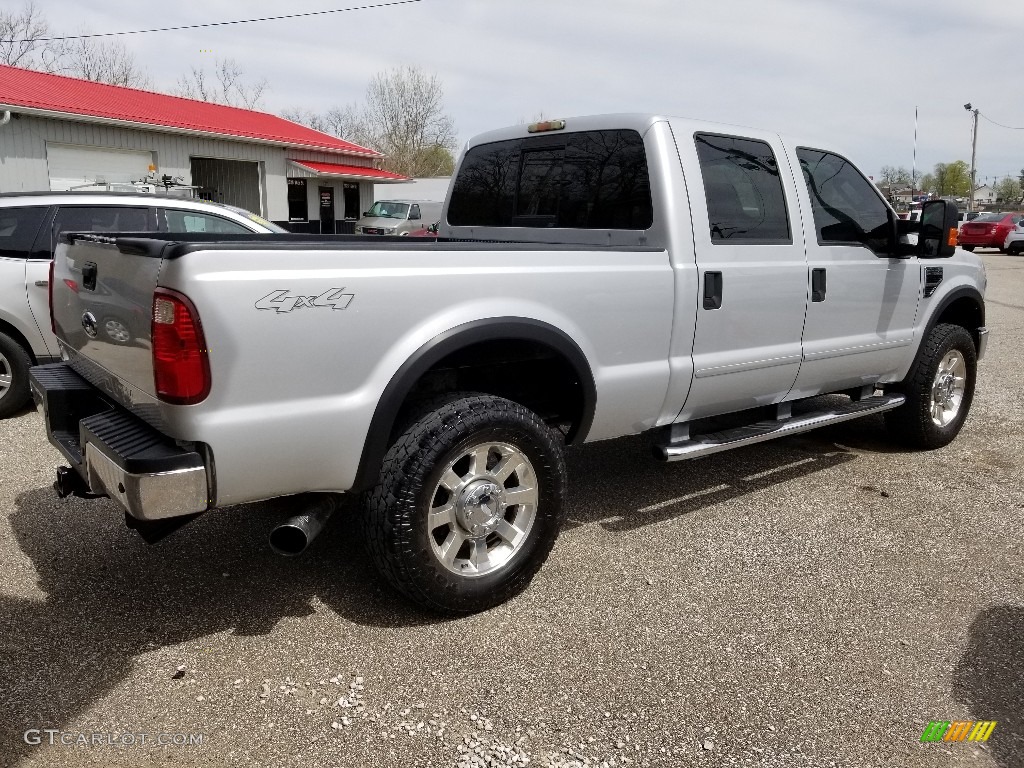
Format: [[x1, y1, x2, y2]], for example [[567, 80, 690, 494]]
[[177, 58, 267, 109], [58, 36, 150, 88], [341, 66, 458, 177], [0, 1, 60, 71], [280, 106, 348, 138]]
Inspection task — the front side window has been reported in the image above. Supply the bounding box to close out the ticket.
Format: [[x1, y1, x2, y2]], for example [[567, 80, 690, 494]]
[[694, 133, 791, 243], [0, 206, 47, 259], [164, 209, 252, 234], [797, 148, 891, 254], [448, 129, 653, 229]]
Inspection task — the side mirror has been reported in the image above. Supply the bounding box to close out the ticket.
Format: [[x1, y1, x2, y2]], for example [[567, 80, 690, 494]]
[[919, 199, 959, 258]]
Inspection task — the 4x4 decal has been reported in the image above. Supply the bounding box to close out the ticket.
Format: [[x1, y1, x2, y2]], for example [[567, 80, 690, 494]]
[[255, 288, 354, 313]]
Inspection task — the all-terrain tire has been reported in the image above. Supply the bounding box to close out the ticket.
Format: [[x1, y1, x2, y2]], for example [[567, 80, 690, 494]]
[[361, 393, 567, 614], [0, 333, 33, 419], [885, 324, 977, 449]]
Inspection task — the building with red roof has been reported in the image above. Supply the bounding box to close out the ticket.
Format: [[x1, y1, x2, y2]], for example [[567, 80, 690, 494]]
[[0, 65, 410, 231]]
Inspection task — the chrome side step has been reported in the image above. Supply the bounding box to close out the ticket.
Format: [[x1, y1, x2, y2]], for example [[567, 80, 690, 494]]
[[655, 394, 906, 462]]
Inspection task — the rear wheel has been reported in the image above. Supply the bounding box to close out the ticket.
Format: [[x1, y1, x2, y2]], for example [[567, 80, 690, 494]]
[[0, 332, 33, 419], [885, 324, 977, 449], [361, 393, 567, 613], [961, 245, 976, 252]]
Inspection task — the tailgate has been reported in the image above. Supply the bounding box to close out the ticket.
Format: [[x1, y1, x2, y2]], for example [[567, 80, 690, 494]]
[[52, 233, 161, 404]]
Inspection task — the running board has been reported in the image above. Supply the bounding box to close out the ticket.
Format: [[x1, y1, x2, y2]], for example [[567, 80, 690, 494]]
[[655, 394, 906, 462]]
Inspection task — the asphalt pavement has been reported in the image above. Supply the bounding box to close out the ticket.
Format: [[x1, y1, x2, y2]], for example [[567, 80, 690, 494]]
[[1, 252, 1021, 768]]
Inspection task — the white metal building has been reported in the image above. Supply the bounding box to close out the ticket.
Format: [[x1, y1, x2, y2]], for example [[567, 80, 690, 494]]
[[0, 64, 408, 232]]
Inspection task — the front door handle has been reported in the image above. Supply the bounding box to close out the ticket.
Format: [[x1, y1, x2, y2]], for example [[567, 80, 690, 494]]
[[703, 271, 723, 310], [811, 268, 826, 302]]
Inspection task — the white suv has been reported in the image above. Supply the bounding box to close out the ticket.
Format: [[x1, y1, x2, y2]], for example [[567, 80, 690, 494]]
[[0, 192, 284, 417], [1003, 223, 1024, 255]]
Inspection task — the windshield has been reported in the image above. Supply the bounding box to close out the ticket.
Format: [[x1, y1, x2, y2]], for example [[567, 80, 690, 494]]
[[972, 213, 1004, 222], [366, 201, 410, 219]]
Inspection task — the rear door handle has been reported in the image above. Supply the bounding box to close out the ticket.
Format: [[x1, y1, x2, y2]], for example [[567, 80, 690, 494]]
[[703, 271, 723, 310], [811, 268, 826, 302]]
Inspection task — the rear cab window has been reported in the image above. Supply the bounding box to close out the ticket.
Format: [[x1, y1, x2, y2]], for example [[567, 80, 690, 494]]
[[447, 129, 653, 230], [694, 133, 791, 243]]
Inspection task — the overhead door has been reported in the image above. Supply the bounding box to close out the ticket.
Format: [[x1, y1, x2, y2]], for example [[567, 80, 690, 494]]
[[46, 144, 153, 191], [190, 157, 262, 215]]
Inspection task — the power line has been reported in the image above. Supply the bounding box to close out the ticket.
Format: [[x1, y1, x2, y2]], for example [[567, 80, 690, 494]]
[[979, 112, 1024, 131], [0, 1, 423, 43]]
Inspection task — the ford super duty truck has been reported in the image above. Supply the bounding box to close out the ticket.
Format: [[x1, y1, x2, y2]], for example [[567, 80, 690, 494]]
[[30, 114, 988, 613]]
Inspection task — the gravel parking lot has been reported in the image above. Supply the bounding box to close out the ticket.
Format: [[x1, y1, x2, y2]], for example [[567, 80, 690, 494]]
[[1, 252, 1021, 768]]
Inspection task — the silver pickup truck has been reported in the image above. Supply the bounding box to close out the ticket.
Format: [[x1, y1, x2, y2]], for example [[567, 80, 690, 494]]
[[31, 114, 988, 614]]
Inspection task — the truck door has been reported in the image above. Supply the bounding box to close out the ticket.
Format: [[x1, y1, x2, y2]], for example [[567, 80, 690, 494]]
[[675, 131, 809, 421], [789, 148, 920, 395]]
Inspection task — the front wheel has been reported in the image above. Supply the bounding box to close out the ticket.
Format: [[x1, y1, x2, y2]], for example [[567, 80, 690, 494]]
[[885, 324, 977, 449], [361, 393, 567, 613]]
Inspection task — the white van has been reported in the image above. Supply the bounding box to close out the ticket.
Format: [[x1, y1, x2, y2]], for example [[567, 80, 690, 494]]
[[355, 200, 443, 236]]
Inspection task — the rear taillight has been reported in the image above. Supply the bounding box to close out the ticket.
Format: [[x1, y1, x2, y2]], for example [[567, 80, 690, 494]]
[[152, 288, 211, 404], [48, 260, 55, 334]]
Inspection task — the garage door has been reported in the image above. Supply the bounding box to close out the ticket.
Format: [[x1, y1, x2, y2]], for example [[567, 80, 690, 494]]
[[190, 157, 262, 215], [46, 144, 154, 191]]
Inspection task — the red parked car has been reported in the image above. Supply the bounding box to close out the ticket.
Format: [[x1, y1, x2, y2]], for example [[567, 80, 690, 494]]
[[957, 212, 1024, 252], [408, 220, 441, 238]]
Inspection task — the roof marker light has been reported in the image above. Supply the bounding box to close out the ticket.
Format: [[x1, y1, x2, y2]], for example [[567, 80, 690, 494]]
[[527, 119, 566, 133]]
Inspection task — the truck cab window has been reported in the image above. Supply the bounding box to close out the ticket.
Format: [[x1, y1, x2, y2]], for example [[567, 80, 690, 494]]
[[797, 148, 891, 255], [448, 129, 652, 229], [694, 133, 791, 243]]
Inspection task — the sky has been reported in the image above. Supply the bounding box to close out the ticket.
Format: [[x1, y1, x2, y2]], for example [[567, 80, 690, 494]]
[[14, 0, 1024, 185]]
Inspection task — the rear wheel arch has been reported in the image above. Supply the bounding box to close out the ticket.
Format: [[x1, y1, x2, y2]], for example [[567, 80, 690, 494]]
[[352, 318, 596, 492]]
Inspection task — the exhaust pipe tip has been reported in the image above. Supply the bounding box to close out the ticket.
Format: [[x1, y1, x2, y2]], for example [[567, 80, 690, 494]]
[[269, 523, 313, 556], [269, 495, 337, 557]]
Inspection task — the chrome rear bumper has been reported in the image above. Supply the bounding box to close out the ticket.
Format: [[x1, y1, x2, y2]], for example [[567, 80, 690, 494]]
[[29, 363, 210, 520]]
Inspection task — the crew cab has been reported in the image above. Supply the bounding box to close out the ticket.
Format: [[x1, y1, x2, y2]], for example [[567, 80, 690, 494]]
[[30, 114, 988, 614]]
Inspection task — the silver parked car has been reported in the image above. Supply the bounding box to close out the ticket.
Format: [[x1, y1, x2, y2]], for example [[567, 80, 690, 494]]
[[0, 192, 284, 417], [355, 199, 443, 236]]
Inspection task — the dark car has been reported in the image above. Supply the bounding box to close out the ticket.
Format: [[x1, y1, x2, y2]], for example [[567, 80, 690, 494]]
[[958, 212, 1023, 252]]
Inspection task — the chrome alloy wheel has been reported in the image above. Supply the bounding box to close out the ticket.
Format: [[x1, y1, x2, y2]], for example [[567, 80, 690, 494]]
[[428, 441, 539, 577], [0, 351, 11, 400], [930, 350, 967, 427]]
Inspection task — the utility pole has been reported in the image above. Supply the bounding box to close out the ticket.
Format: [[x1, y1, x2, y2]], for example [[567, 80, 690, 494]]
[[964, 103, 979, 212]]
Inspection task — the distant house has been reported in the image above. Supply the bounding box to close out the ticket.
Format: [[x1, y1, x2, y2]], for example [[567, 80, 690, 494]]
[[0, 64, 409, 232], [973, 185, 996, 205]]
